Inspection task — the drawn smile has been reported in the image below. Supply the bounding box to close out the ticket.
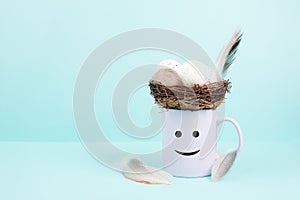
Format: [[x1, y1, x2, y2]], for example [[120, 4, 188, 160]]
[[175, 149, 200, 156]]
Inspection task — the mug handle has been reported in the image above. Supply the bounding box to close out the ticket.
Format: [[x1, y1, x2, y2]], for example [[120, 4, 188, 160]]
[[217, 117, 243, 156]]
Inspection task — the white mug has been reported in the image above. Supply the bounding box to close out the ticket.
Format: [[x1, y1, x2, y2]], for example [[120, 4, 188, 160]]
[[162, 109, 243, 177]]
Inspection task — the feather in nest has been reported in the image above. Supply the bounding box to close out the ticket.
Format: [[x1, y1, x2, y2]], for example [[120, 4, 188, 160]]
[[216, 30, 243, 77]]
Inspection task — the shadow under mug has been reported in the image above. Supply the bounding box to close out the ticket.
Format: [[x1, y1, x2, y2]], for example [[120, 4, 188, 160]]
[[162, 109, 243, 177]]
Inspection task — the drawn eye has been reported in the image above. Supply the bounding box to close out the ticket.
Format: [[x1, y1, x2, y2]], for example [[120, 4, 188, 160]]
[[175, 131, 182, 138], [192, 131, 200, 138]]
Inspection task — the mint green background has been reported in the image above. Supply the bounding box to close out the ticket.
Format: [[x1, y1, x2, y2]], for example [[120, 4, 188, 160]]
[[1, 0, 300, 199], [1, 0, 299, 142]]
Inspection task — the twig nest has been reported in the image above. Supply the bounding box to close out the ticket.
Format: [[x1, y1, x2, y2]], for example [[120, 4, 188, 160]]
[[149, 80, 230, 110], [150, 59, 229, 110]]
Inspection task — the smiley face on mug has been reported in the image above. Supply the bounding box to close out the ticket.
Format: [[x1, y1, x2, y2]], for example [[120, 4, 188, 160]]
[[162, 109, 216, 163], [173, 130, 201, 156]]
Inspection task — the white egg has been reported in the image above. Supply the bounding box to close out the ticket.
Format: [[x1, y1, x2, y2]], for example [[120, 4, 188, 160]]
[[151, 59, 186, 86], [182, 61, 221, 85]]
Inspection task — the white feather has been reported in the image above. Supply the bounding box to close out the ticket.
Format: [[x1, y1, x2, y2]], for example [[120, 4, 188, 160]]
[[211, 149, 237, 182], [122, 159, 173, 185]]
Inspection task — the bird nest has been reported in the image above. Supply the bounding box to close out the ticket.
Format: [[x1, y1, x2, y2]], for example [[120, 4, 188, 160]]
[[149, 80, 231, 110]]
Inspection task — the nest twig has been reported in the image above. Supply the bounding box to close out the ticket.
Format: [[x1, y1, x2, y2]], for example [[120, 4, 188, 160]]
[[149, 80, 231, 110]]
